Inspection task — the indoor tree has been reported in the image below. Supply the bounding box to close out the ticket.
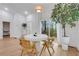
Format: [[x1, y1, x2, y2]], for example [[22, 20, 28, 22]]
[[51, 3, 79, 37]]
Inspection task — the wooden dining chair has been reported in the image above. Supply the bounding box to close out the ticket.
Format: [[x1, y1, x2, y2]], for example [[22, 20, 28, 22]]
[[39, 37, 55, 56], [19, 37, 36, 56]]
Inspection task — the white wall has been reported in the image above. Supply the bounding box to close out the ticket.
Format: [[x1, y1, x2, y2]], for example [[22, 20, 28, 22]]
[[10, 14, 26, 38], [0, 10, 26, 38], [0, 10, 41, 39], [0, 10, 12, 39], [76, 22, 79, 50], [31, 13, 41, 34], [26, 13, 41, 34], [65, 21, 79, 48], [0, 21, 3, 39], [56, 21, 79, 50]]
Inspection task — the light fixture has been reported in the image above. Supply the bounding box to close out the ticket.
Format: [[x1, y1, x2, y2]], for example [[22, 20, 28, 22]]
[[35, 5, 43, 13], [4, 7, 8, 11], [24, 11, 28, 15]]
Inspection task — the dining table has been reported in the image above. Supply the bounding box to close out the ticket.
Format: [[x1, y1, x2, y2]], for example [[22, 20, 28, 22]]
[[24, 34, 48, 55]]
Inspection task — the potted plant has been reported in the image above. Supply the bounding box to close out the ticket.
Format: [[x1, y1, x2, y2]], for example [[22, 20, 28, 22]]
[[51, 3, 79, 50], [34, 32, 37, 36]]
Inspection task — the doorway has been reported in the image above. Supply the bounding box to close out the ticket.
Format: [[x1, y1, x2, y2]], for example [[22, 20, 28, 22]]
[[3, 22, 10, 38]]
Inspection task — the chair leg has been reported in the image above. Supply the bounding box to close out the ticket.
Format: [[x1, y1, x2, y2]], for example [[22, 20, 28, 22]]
[[34, 49, 37, 56], [46, 47, 52, 56], [21, 49, 23, 56], [39, 46, 45, 56]]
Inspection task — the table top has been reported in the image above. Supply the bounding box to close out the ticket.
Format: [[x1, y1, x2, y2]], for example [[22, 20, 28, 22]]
[[24, 34, 48, 41]]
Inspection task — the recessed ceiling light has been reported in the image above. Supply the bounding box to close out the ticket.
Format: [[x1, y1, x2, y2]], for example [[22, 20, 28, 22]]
[[4, 7, 8, 11], [24, 11, 28, 15]]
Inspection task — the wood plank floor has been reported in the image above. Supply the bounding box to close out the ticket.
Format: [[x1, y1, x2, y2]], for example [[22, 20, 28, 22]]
[[0, 37, 79, 56]]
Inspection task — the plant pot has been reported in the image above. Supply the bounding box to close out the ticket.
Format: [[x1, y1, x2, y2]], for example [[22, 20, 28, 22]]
[[77, 47, 79, 51], [61, 37, 70, 50], [62, 44, 68, 50], [76, 43, 79, 51]]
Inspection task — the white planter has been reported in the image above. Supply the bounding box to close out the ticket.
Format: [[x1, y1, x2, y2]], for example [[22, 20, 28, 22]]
[[62, 44, 68, 50], [77, 43, 79, 51], [61, 37, 70, 50], [77, 47, 79, 51]]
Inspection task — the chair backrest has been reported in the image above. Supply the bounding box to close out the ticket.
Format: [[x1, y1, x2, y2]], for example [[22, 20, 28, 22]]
[[20, 39, 30, 48], [48, 37, 54, 42], [45, 37, 54, 46], [20, 37, 35, 48]]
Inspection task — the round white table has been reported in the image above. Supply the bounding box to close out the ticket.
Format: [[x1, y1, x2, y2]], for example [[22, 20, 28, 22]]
[[24, 34, 48, 41], [24, 34, 48, 55]]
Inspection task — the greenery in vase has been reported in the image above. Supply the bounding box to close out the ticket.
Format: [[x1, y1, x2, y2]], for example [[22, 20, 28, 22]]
[[51, 3, 79, 37], [34, 32, 37, 36]]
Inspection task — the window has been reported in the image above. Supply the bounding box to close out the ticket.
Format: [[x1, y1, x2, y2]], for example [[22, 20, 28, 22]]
[[41, 20, 56, 37]]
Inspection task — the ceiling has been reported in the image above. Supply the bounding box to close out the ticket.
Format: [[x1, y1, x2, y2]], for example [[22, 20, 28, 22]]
[[0, 3, 55, 15]]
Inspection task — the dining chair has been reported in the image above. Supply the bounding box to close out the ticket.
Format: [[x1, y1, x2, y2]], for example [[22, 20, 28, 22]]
[[19, 37, 36, 56], [39, 37, 55, 56]]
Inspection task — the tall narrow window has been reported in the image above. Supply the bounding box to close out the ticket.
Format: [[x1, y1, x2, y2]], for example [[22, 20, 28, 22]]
[[41, 20, 56, 37]]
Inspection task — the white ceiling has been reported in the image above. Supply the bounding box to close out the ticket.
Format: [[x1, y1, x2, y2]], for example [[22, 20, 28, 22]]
[[0, 3, 55, 15]]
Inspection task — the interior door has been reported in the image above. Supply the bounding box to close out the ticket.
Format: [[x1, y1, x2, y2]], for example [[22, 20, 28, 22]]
[[3, 22, 10, 38]]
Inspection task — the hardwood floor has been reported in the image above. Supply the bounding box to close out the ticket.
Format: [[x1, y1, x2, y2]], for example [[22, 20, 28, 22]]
[[0, 37, 79, 56]]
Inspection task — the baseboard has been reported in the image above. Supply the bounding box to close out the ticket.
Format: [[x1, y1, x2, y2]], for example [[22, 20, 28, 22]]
[[68, 44, 76, 48], [0, 37, 3, 40], [68, 46, 79, 51], [68, 46, 76, 48], [10, 37, 17, 39], [76, 46, 79, 51]]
